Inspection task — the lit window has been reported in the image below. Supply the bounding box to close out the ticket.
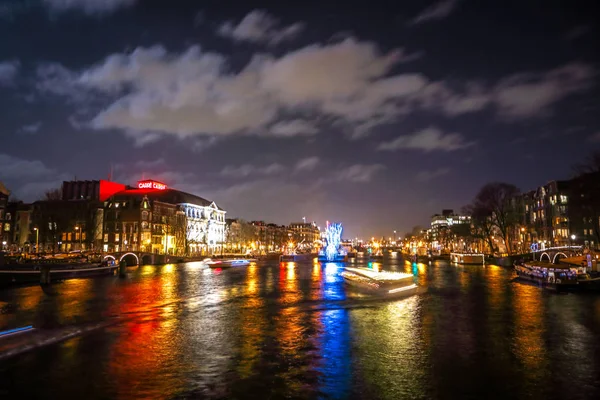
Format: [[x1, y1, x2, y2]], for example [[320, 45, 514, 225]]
[[115, 233, 120, 242], [4, 223, 10, 232], [104, 234, 108, 242], [560, 195, 568, 204]]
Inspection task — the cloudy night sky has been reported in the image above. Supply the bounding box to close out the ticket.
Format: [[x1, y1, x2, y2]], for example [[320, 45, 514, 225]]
[[0, 0, 598, 238]]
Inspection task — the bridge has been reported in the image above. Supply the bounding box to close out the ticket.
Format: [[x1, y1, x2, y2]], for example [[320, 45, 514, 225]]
[[532, 246, 583, 264], [102, 252, 181, 266]]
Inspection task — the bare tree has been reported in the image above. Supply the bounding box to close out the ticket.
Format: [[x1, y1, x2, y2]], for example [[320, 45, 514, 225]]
[[469, 183, 521, 254], [462, 204, 496, 253], [43, 188, 62, 201], [573, 151, 600, 175]]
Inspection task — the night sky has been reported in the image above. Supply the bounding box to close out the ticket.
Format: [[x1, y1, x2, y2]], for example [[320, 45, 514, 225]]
[[0, 0, 599, 238]]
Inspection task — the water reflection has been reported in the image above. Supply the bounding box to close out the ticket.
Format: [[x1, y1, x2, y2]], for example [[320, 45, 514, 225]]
[[1, 258, 600, 400]]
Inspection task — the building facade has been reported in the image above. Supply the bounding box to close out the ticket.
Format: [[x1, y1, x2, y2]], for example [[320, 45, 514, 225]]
[[0, 182, 10, 249], [429, 209, 471, 251], [103, 180, 226, 256], [288, 222, 320, 250]]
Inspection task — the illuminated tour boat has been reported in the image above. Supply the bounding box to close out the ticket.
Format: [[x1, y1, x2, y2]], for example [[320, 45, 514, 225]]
[[514, 261, 579, 291], [341, 267, 418, 297], [450, 252, 485, 265], [205, 258, 251, 268], [317, 223, 348, 262]]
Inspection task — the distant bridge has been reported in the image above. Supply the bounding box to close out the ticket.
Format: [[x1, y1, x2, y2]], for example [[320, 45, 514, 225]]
[[102, 251, 179, 266], [532, 246, 582, 264]]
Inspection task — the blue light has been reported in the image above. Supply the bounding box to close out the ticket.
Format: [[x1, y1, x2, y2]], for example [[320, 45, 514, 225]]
[[324, 223, 343, 262], [0, 325, 34, 338]]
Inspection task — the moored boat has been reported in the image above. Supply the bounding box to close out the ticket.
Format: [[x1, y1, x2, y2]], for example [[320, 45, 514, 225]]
[[514, 261, 578, 291], [451, 252, 485, 265], [279, 253, 315, 263], [0, 261, 118, 286], [576, 273, 600, 291], [341, 267, 417, 297]]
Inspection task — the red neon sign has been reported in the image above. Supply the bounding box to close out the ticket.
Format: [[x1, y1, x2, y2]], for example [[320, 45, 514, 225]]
[[137, 180, 167, 190]]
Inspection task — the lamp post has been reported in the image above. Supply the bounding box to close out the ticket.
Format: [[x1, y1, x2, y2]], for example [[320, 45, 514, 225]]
[[570, 234, 576, 247], [33, 227, 38, 253], [1, 241, 6, 251]]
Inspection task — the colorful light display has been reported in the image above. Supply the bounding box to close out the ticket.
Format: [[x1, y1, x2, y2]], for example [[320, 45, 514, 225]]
[[324, 223, 343, 262]]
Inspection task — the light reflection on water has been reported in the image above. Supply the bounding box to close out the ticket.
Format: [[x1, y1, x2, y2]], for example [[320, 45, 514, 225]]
[[1, 258, 600, 399]]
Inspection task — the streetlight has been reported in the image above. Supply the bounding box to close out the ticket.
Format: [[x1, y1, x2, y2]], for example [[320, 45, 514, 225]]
[[1, 241, 6, 250], [33, 227, 38, 253], [75, 226, 82, 250], [571, 234, 576, 247]]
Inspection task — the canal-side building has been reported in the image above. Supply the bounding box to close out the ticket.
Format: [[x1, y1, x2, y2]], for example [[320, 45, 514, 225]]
[[0, 181, 10, 249], [288, 221, 320, 249], [517, 173, 600, 250], [28, 180, 126, 252], [103, 180, 226, 256], [429, 209, 471, 251]]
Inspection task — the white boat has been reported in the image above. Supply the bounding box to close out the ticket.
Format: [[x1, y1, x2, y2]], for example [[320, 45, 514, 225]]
[[450, 252, 485, 265], [341, 267, 417, 297], [205, 258, 251, 268]]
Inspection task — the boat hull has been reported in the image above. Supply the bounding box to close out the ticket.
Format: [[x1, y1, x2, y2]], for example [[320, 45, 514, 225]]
[[318, 254, 347, 263], [279, 254, 316, 263], [514, 263, 579, 291], [0, 264, 118, 286], [451, 253, 485, 264]]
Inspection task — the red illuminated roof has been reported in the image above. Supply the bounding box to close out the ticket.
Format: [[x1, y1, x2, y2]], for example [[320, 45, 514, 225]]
[[99, 180, 127, 201]]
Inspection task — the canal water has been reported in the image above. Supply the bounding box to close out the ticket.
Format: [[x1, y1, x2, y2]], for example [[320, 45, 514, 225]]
[[1, 257, 599, 399]]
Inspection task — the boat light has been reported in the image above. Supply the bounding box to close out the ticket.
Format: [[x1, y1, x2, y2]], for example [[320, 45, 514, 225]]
[[388, 284, 417, 294]]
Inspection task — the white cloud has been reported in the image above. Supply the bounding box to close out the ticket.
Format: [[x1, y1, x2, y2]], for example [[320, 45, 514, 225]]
[[268, 119, 318, 137], [220, 163, 285, 178], [409, 0, 460, 25], [19, 122, 42, 134], [36, 39, 594, 145], [377, 126, 474, 152], [217, 10, 304, 45], [492, 62, 595, 118], [334, 164, 385, 183], [415, 167, 451, 182], [411, 62, 595, 119], [35, 62, 89, 102], [0, 153, 68, 200], [43, 0, 136, 15], [295, 157, 320, 171], [0, 60, 19, 85]]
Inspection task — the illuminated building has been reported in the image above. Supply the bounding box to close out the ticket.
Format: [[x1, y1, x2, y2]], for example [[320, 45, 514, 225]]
[[517, 174, 600, 250], [430, 209, 471, 251], [103, 180, 226, 256], [288, 221, 320, 250], [0, 181, 10, 248]]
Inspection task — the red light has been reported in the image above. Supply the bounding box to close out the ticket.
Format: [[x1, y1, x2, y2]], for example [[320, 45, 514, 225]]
[[99, 180, 127, 201], [137, 180, 167, 191]]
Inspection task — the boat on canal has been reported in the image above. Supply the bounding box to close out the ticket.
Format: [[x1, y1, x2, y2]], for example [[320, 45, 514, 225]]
[[279, 251, 316, 263], [513, 261, 579, 291], [450, 252, 485, 265], [341, 266, 417, 297], [0, 261, 118, 286], [205, 258, 252, 268], [0, 251, 118, 286]]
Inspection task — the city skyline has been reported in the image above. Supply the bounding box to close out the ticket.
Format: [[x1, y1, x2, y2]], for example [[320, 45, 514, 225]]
[[1, 0, 599, 237]]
